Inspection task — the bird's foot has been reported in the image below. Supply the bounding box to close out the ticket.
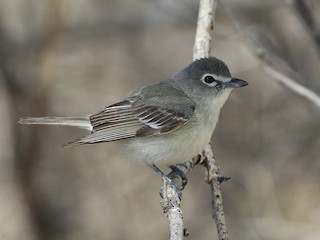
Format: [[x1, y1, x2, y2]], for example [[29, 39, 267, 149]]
[[147, 164, 182, 199]]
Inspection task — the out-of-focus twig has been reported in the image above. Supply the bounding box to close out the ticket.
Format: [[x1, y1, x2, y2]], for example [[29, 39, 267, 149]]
[[289, 0, 320, 49], [245, 28, 320, 107], [223, 1, 320, 108], [263, 65, 320, 107]]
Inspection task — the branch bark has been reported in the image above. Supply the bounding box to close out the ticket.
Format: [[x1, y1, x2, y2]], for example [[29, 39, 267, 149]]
[[193, 0, 218, 59], [160, 1, 230, 240], [201, 144, 230, 240], [160, 157, 200, 240], [160, 177, 188, 240], [193, 1, 230, 239], [193, 0, 230, 239]]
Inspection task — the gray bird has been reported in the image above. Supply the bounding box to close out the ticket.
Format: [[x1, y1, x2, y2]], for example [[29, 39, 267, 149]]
[[19, 57, 248, 175]]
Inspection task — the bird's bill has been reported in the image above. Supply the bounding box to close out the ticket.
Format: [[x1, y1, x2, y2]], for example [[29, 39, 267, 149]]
[[223, 78, 248, 88]]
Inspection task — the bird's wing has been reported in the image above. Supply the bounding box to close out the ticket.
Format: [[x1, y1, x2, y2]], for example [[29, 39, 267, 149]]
[[64, 82, 195, 146]]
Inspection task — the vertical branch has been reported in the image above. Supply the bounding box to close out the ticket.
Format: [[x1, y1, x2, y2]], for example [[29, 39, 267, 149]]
[[160, 162, 197, 240], [193, 0, 218, 59], [201, 144, 230, 240], [161, 177, 187, 240], [193, 1, 230, 240], [161, 1, 230, 239]]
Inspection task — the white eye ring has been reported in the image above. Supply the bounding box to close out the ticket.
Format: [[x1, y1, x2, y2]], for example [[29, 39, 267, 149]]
[[201, 74, 219, 87]]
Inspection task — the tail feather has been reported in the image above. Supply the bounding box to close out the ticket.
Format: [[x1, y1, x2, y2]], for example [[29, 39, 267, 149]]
[[61, 125, 138, 149], [19, 117, 92, 131]]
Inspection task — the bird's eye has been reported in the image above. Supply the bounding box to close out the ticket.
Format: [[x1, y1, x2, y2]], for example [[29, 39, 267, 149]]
[[201, 75, 219, 87], [204, 76, 215, 84]]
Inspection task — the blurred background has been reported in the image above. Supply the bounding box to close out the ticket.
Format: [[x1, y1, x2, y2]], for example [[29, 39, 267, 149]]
[[1, 0, 320, 239]]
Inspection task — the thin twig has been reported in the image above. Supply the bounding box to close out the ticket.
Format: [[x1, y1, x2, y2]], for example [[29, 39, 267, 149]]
[[160, 157, 200, 240], [244, 28, 320, 107], [263, 65, 320, 107], [223, 2, 320, 108], [161, 1, 230, 239], [193, 0, 218, 59], [201, 144, 230, 240], [161, 177, 188, 240], [289, 0, 320, 49], [193, 1, 230, 240]]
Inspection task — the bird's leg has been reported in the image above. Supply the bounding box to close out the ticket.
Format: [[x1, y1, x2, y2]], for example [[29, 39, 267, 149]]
[[147, 164, 182, 199], [168, 165, 188, 190], [147, 164, 168, 178]]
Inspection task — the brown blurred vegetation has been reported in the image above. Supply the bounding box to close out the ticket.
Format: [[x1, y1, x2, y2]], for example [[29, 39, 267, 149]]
[[0, 0, 320, 240]]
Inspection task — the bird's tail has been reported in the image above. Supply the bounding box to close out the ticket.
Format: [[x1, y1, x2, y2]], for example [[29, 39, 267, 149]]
[[18, 116, 92, 131]]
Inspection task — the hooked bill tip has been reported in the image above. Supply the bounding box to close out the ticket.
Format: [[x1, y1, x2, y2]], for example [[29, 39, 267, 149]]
[[223, 78, 248, 88]]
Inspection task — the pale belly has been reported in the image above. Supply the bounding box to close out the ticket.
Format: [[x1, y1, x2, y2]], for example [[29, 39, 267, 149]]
[[124, 117, 217, 165], [123, 90, 230, 165]]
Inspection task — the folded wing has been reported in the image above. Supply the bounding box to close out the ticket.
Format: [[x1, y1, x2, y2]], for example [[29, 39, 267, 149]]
[[64, 83, 195, 147]]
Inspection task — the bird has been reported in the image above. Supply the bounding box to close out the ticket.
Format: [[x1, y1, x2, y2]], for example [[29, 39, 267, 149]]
[[19, 57, 248, 176]]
